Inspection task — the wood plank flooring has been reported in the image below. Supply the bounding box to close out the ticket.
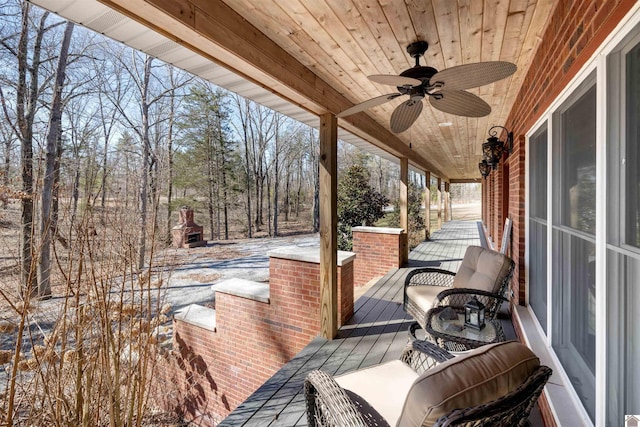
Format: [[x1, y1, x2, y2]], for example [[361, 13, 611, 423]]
[[220, 220, 490, 426]]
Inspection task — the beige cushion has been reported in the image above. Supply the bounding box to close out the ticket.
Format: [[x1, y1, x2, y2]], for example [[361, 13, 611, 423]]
[[452, 246, 512, 293], [336, 360, 419, 426], [406, 284, 444, 312], [396, 341, 540, 427]]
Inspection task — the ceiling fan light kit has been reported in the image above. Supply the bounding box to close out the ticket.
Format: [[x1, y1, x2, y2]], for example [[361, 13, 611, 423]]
[[481, 125, 514, 170], [338, 41, 517, 134]]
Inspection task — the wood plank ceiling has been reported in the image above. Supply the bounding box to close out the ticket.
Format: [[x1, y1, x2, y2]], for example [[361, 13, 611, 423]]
[[217, 0, 554, 180], [33, 0, 555, 181]]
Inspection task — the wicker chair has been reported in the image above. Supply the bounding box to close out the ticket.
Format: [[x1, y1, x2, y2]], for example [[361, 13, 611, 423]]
[[305, 340, 551, 427], [404, 245, 515, 332]]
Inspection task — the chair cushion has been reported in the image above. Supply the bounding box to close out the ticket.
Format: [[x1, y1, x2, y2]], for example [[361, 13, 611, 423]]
[[452, 246, 512, 293], [336, 360, 419, 426], [395, 341, 540, 427], [406, 284, 444, 313]]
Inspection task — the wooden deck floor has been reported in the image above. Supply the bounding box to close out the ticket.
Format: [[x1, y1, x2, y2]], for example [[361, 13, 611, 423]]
[[219, 221, 514, 426]]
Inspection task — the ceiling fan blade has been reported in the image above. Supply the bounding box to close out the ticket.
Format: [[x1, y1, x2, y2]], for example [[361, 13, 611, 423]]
[[390, 98, 423, 133], [429, 90, 491, 117], [430, 61, 516, 90], [368, 74, 422, 87], [337, 93, 403, 117]]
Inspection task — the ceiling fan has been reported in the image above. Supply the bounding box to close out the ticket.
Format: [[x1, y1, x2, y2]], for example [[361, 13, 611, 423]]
[[337, 41, 517, 133]]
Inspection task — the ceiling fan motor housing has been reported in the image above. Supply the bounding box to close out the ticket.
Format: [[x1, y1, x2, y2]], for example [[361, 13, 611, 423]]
[[398, 66, 438, 93]]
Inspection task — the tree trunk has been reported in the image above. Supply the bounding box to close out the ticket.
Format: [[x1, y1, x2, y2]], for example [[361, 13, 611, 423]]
[[313, 157, 320, 233], [284, 165, 290, 222], [137, 56, 152, 271], [254, 170, 261, 231], [267, 173, 272, 237], [244, 144, 252, 237], [207, 135, 215, 240], [2, 137, 10, 208], [17, 4, 48, 296], [296, 156, 303, 218], [273, 123, 279, 236], [219, 119, 229, 240], [166, 78, 176, 244], [222, 166, 229, 240], [39, 21, 74, 298], [215, 145, 221, 240], [52, 133, 66, 249]]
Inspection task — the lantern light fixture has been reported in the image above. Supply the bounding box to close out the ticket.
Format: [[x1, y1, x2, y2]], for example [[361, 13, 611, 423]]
[[482, 126, 513, 170], [464, 296, 486, 330], [478, 160, 491, 179]]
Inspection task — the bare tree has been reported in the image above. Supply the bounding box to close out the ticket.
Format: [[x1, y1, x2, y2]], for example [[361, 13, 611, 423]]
[[233, 95, 253, 237], [39, 21, 74, 297], [2, 3, 60, 296]]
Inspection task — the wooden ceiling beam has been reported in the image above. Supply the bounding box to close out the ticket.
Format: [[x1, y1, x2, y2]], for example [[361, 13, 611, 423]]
[[97, 0, 445, 178]]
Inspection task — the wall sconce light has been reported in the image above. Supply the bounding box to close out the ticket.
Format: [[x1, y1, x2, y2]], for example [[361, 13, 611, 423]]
[[482, 126, 513, 170], [478, 160, 491, 179]]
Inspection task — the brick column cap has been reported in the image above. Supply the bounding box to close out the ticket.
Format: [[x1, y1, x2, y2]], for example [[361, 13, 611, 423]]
[[268, 246, 355, 266], [352, 226, 404, 234], [174, 304, 216, 332]]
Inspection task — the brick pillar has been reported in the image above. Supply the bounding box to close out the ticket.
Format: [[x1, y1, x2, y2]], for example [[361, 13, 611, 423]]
[[352, 226, 406, 287]]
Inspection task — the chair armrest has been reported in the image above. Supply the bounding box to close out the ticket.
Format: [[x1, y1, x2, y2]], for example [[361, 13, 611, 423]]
[[404, 268, 456, 289], [400, 339, 455, 375], [304, 370, 367, 427], [434, 288, 508, 319]]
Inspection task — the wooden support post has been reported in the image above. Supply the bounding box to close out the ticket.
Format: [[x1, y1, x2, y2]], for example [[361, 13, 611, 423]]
[[424, 171, 431, 239], [444, 181, 451, 222], [319, 113, 338, 339], [400, 158, 409, 232], [436, 177, 442, 230], [399, 157, 409, 264]]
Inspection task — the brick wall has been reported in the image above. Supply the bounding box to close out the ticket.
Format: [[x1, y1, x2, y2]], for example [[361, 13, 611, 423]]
[[155, 255, 354, 424], [269, 256, 354, 327], [352, 227, 406, 287]]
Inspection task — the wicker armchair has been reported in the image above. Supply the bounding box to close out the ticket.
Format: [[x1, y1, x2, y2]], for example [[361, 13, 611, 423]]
[[404, 245, 515, 331], [305, 340, 551, 427]]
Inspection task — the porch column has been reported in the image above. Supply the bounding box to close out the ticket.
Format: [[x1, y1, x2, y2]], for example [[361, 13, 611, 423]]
[[319, 113, 338, 339], [424, 171, 431, 239], [444, 181, 451, 222], [436, 177, 442, 230], [399, 157, 409, 264]]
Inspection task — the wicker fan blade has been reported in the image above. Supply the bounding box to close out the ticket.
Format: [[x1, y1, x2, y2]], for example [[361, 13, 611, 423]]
[[337, 93, 403, 118], [430, 61, 516, 90], [429, 90, 491, 117], [390, 98, 423, 133], [368, 74, 422, 87]]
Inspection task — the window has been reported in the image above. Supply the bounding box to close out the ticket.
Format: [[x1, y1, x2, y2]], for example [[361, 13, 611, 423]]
[[626, 41, 640, 247], [552, 77, 597, 422], [606, 32, 640, 426], [529, 125, 548, 332], [561, 86, 597, 234]]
